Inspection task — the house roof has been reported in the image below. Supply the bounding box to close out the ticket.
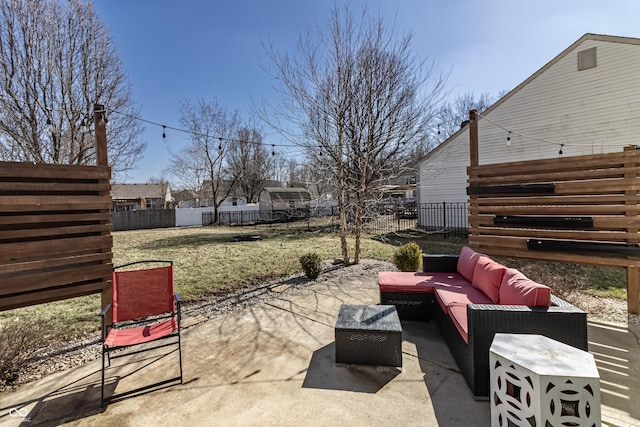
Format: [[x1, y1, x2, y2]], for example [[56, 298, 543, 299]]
[[420, 33, 640, 163], [111, 183, 172, 200]]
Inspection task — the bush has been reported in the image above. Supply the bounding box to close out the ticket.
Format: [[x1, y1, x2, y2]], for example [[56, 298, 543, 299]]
[[393, 242, 423, 272], [299, 252, 322, 280], [0, 312, 50, 387]]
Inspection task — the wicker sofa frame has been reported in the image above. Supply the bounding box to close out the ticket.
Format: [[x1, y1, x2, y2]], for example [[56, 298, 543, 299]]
[[380, 254, 588, 399]]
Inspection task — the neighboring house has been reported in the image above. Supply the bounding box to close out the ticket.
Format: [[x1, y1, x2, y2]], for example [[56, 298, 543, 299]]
[[417, 33, 640, 228], [111, 183, 173, 211]]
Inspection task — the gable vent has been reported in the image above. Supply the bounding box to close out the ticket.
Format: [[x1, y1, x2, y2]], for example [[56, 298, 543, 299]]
[[578, 47, 597, 71]]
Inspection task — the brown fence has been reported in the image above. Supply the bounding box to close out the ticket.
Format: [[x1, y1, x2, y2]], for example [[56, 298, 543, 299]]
[[0, 104, 112, 311], [467, 144, 640, 314], [112, 209, 175, 231]]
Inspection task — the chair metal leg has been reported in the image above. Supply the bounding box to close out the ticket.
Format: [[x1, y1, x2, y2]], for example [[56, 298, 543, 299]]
[[101, 346, 106, 405], [178, 333, 183, 384]]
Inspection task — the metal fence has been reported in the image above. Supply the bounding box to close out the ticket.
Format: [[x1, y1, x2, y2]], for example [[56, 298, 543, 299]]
[[202, 202, 469, 238]]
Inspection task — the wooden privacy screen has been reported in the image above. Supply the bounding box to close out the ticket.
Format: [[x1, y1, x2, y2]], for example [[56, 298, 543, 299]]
[[0, 104, 112, 311], [467, 143, 640, 314]]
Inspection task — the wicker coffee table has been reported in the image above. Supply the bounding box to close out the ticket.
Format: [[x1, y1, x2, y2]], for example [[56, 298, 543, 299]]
[[334, 304, 402, 367]]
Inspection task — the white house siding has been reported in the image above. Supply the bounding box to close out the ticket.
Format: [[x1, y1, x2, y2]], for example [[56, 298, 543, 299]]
[[417, 34, 640, 228]]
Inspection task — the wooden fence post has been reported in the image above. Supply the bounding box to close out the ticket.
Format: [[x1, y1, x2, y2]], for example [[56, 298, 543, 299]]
[[94, 103, 113, 322]]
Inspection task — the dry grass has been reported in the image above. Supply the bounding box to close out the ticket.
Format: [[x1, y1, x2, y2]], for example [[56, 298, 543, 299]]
[[0, 226, 395, 339], [0, 226, 628, 342]]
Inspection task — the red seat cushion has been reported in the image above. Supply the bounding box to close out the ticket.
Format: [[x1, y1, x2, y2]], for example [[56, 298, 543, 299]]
[[499, 268, 551, 307], [471, 256, 506, 304], [378, 271, 468, 293], [448, 304, 469, 343], [105, 318, 178, 348], [434, 284, 493, 313]]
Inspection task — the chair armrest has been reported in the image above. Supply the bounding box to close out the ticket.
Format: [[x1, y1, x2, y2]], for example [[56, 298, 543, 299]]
[[422, 254, 459, 273], [174, 294, 182, 324], [99, 304, 112, 341], [466, 302, 588, 351], [99, 303, 112, 318]]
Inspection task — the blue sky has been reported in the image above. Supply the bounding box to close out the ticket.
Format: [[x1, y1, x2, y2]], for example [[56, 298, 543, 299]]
[[92, 1, 640, 183]]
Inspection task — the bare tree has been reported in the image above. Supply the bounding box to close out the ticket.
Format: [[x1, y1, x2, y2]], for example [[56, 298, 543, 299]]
[[0, 0, 144, 181], [264, 3, 447, 264], [433, 92, 494, 144], [169, 98, 241, 223], [227, 127, 272, 203]]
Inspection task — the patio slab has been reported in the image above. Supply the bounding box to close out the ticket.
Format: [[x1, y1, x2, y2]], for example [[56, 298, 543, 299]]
[[0, 273, 638, 426]]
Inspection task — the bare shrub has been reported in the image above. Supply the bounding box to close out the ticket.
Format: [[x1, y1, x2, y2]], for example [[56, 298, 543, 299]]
[[0, 312, 50, 387]]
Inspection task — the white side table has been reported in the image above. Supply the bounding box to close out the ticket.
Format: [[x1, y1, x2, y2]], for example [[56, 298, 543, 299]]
[[490, 333, 600, 427]]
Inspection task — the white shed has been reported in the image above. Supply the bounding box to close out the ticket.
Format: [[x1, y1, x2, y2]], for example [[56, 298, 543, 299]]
[[417, 33, 640, 227]]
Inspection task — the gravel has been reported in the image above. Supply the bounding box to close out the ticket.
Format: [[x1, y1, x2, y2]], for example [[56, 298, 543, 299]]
[[2, 259, 637, 391]]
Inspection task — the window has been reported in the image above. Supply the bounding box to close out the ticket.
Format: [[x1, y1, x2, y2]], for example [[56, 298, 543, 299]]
[[578, 47, 597, 71]]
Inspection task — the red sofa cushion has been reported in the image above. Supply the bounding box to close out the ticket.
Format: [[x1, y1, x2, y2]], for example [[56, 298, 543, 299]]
[[499, 268, 552, 307], [378, 271, 468, 293], [434, 284, 493, 313], [471, 256, 506, 304], [448, 304, 469, 343], [457, 246, 483, 282]]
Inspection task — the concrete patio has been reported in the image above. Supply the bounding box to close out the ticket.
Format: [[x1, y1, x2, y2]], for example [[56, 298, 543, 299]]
[[0, 271, 638, 426]]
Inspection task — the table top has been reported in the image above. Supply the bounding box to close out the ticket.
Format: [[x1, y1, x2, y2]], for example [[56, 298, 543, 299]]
[[335, 304, 402, 332], [490, 333, 599, 378]]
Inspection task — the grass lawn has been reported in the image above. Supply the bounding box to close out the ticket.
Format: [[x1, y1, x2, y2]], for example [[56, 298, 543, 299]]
[[0, 225, 628, 342]]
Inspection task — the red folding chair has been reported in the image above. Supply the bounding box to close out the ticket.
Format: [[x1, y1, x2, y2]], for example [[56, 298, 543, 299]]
[[100, 260, 183, 405]]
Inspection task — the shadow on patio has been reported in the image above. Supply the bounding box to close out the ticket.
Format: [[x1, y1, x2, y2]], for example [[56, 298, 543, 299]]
[[0, 274, 636, 426]]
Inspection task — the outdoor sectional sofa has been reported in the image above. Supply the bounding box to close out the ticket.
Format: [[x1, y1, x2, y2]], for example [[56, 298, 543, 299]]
[[378, 246, 588, 399]]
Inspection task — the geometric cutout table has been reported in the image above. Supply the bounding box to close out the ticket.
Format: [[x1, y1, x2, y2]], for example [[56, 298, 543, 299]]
[[490, 333, 600, 427]]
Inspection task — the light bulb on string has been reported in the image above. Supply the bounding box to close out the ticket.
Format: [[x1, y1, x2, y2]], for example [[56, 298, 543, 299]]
[[437, 124, 441, 135], [559, 144, 564, 155], [506, 131, 511, 146], [271, 144, 276, 156], [218, 138, 223, 151], [162, 125, 166, 141]]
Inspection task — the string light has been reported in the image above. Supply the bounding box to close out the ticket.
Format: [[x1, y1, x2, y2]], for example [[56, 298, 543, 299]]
[[506, 131, 511, 146], [271, 144, 275, 156], [437, 124, 441, 135], [475, 111, 623, 150], [559, 143, 564, 155], [162, 125, 166, 140]]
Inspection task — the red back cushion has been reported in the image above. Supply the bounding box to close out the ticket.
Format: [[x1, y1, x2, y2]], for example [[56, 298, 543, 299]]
[[499, 268, 551, 307], [113, 265, 175, 322], [457, 246, 482, 282], [471, 256, 506, 303]]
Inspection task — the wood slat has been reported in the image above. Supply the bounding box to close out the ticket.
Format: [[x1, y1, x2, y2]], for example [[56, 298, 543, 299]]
[[469, 215, 640, 231], [467, 243, 639, 268], [471, 205, 635, 216], [474, 226, 633, 242], [0, 280, 110, 311], [0, 235, 112, 263], [0, 253, 112, 275], [468, 150, 632, 178], [467, 166, 632, 185], [0, 181, 111, 194], [0, 224, 111, 241], [0, 264, 112, 296], [0, 199, 112, 212], [0, 162, 110, 180], [474, 194, 631, 206], [0, 212, 109, 226]]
